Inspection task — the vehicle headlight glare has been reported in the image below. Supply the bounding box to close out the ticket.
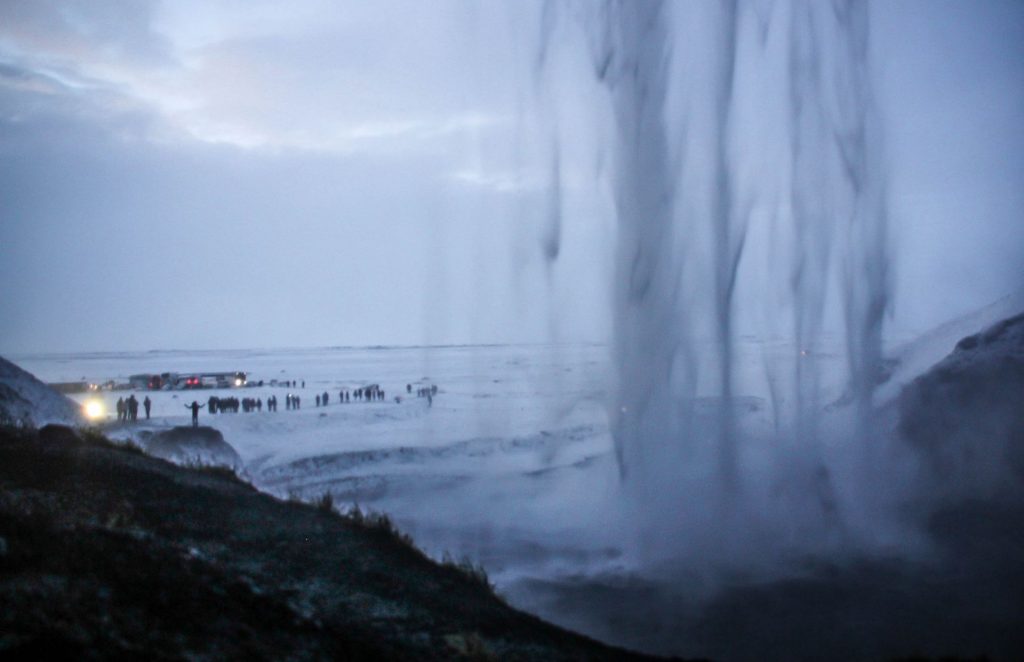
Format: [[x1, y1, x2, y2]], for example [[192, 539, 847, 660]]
[[84, 400, 104, 420]]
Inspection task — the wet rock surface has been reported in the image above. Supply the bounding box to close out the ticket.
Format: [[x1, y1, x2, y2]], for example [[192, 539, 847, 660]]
[[899, 312, 1024, 498]]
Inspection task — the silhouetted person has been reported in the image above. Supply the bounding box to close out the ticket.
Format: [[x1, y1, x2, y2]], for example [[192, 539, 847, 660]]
[[322, 391, 329, 406], [116, 397, 125, 422], [185, 400, 205, 427], [316, 394, 321, 407], [143, 396, 151, 419], [407, 384, 412, 394], [127, 395, 138, 422]]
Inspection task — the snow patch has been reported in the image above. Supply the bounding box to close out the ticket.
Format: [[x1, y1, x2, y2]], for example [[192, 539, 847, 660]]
[[0, 356, 83, 427], [137, 426, 243, 471]]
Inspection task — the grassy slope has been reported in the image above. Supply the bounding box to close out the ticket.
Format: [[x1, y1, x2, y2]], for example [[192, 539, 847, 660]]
[[0, 424, 664, 661]]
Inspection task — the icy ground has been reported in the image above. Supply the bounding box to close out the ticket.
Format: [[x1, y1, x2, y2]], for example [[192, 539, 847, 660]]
[[11, 292, 1024, 659], [16, 344, 626, 581]]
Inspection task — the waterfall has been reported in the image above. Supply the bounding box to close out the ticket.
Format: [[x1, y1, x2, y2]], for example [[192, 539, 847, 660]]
[[534, 0, 889, 555]]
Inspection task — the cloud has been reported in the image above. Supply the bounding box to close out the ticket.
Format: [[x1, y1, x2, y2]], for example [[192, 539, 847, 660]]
[[0, 0, 514, 157], [0, 1, 1021, 352]]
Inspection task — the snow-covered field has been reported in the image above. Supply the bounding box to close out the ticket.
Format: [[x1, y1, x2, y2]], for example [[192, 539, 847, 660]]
[[16, 344, 626, 581], [11, 293, 1024, 658], [13, 341, 794, 616]]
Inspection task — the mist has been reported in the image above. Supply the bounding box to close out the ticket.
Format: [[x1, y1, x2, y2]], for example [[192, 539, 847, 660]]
[[3, 1, 1024, 658]]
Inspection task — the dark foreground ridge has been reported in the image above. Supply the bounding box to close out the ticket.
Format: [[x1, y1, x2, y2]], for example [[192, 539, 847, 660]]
[[0, 424, 665, 661]]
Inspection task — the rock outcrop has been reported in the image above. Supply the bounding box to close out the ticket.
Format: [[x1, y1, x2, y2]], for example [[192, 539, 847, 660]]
[[137, 425, 243, 470], [0, 356, 82, 428], [899, 312, 1024, 500]]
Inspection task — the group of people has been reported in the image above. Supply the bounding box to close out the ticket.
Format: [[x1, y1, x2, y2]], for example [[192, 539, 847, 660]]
[[409, 383, 438, 406], [116, 394, 151, 422], [205, 395, 286, 413], [207, 396, 242, 413], [313, 386, 392, 406], [115, 378, 439, 426], [410, 384, 438, 398], [354, 385, 385, 401]]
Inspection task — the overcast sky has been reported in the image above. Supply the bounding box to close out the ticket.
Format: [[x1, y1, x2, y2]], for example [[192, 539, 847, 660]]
[[1, 1, 1022, 353]]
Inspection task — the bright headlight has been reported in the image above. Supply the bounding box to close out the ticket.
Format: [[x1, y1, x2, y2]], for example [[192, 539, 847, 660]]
[[84, 400, 104, 420]]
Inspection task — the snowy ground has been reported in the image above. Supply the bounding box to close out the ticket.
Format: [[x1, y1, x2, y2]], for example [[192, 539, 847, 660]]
[[12, 293, 1024, 658], [8, 339, 870, 649], [16, 344, 625, 582]]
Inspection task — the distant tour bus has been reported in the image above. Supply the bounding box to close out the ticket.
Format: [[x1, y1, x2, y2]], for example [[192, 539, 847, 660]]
[[171, 372, 247, 389]]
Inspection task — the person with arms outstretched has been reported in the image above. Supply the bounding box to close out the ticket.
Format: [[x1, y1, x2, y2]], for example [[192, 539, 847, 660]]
[[185, 400, 206, 428]]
